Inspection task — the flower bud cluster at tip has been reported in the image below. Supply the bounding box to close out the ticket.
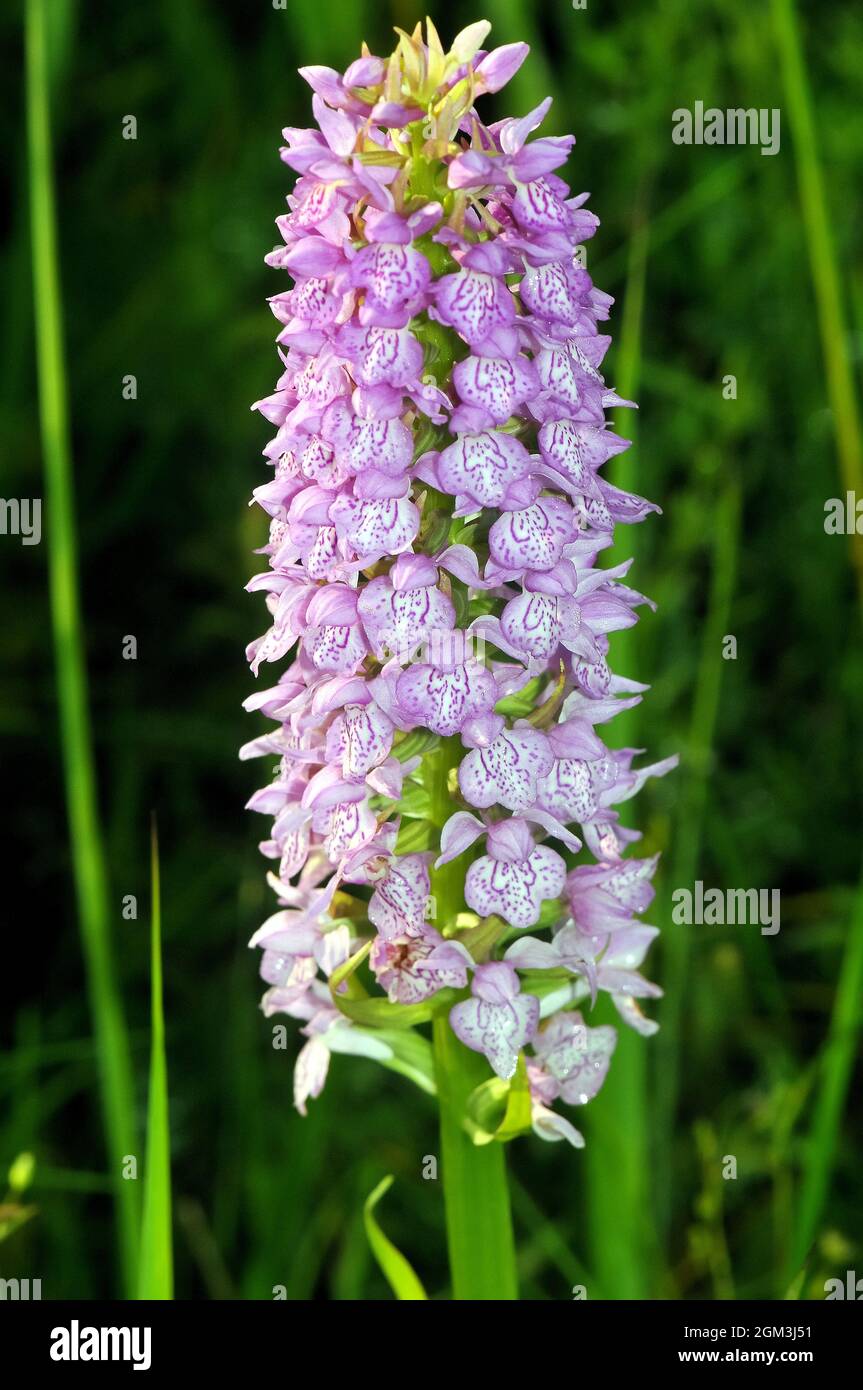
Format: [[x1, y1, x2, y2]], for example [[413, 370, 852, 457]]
[[243, 19, 676, 1142]]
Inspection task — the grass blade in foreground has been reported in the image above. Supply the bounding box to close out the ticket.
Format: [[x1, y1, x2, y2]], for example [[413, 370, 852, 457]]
[[137, 819, 173, 1299], [771, 0, 863, 1278], [25, 0, 138, 1295], [363, 1176, 427, 1301], [789, 867, 863, 1276], [771, 0, 863, 607]]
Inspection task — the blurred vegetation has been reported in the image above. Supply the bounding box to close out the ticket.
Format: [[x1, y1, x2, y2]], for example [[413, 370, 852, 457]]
[[1, 0, 861, 1299]]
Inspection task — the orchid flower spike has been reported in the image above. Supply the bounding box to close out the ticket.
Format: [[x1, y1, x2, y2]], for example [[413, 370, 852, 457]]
[[244, 18, 675, 1147]]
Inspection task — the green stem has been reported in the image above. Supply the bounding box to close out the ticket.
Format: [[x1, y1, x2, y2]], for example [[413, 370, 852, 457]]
[[432, 1018, 518, 1300], [25, 0, 139, 1294], [429, 738, 518, 1301]]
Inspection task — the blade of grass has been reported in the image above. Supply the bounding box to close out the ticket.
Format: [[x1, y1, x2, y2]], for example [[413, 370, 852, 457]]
[[510, 1176, 601, 1298], [363, 1176, 427, 1301], [771, 0, 863, 609], [137, 818, 173, 1299], [654, 475, 741, 1236], [771, 0, 863, 1279], [789, 863, 863, 1275], [25, 0, 138, 1294]]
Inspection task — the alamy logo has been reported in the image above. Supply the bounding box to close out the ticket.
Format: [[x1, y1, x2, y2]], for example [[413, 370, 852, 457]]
[[672, 102, 780, 156], [50, 1321, 152, 1371], [824, 492, 863, 535], [671, 881, 780, 935], [0, 1277, 41, 1299], [0, 497, 41, 545], [825, 1271, 863, 1300]]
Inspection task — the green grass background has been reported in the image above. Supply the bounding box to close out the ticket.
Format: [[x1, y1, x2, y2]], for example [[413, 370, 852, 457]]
[[1, 0, 861, 1299]]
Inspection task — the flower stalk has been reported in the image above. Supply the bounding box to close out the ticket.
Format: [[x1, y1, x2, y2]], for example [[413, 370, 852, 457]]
[[433, 1016, 518, 1299], [428, 733, 518, 1299]]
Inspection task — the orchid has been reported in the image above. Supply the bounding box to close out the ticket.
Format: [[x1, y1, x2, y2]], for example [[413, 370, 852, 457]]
[[244, 18, 675, 1300]]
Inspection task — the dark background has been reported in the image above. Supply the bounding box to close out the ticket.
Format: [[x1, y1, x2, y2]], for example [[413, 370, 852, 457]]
[[1, 0, 861, 1299]]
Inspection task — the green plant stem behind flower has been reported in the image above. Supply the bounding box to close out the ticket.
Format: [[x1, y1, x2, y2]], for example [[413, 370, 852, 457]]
[[429, 738, 518, 1301]]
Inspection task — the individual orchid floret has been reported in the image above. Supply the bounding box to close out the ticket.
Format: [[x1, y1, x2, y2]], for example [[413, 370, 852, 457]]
[[505, 921, 599, 997], [572, 926, 664, 1036], [433, 429, 532, 509], [329, 475, 420, 565], [302, 585, 368, 673], [368, 852, 433, 939], [431, 242, 517, 346], [487, 491, 575, 572], [324, 701, 395, 781], [451, 344, 539, 427], [357, 554, 455, 662], [530, 1010, 617, 1105], [396, 651, 498, 736], [371, 927, 469, 1004], [449, 962, 540, 1080], [457, 716, 554, 811], [566, 854, 659, 934], [349, 208, 440, 327], [464, 818, 567, 929]]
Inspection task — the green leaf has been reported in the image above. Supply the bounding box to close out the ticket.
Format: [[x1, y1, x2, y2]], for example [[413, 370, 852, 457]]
[[137, 819, 173, 1299], [453, 912, 508, 962], [465, 1076, 509, 1144], [395, 819, 434, 852], [495, 676, 544, 718], [448, 521, 478, 550], [393, 728, 440, 762], [370, 1028, 437, 1095], [465, 1055, 533, 1145], [518, 968, 575, 999], [363, 1176, 428, 1300], [450, 583, 471, 628], [494, 1055, 533, 1142], [398, 783, 435, 820], [421, 511, 452, 554], [332, 986, 460, 1030], [26, 0, 139, 1294], [355, 150, 404, 166]]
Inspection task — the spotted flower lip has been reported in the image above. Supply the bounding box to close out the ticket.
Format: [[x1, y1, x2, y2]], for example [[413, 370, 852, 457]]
[[357, 563, 455, 662], [244, 19, 674, 1126], [465, 823, 567, 929], [434, 430, 533, 509], [395, 660, 498, 736], [458, 722, 553, 811], [449, 962, 540, 1080], [368, 853, 433, 939]]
